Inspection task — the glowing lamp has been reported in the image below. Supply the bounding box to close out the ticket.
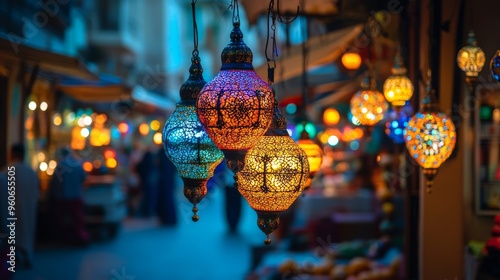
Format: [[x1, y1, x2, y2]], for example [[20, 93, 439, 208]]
[[197, 21, 274, 173], [153, 132, 162, 145], [350, 73, 388, 126], [139, 123, 150, 136], [297, 130, 323, 189], [238, 105, 309, 245], [457, 31, 485, 80], [106, 158, 117, 169], [150, 120, 161, 131], [163, 54, 224, 221], [490, 50, 500, 83], [323, 108, 340, 126], [53, 114, 62, 126], [383, 52, 414, 107], [403, 78, 456, 193], [341, 52, 362, 70], [117, 122, 129, 135]]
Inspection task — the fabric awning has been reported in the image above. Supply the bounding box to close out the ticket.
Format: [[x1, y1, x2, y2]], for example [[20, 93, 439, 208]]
[[255, 24, 364, 84], [241, 0, 339, 25], [131, 86, 176, 114], [57, 74, 131, 103], [0, 37, 97, 80]]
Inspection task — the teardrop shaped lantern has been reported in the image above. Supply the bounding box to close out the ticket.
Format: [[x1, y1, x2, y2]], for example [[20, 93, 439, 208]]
[[162, 1, 224, 222], [383, 51, 414, 108], [197, 10, 274, 173], [350, 73, 388, 126], [163, 55, 224, 221], [403, 76, 456, 194], [238, 102, 309, 245], [297, 130, 323, 189], [457, 31, 485, 83], [490, 50, 500, 83]]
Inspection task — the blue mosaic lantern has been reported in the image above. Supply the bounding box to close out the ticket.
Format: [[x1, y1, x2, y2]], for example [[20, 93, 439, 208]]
[[490, 50, 500, 82]]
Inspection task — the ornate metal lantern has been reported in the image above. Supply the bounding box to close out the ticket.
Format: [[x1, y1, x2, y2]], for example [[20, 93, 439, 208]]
[[403, 77, 456, 193], [350, 73, 388, 126], [238, 103, 309, 245], [196, 6, 274, 173], [457, 31, 485, 82], [383, 52, 414, 108], [162, 1, 224, 222]]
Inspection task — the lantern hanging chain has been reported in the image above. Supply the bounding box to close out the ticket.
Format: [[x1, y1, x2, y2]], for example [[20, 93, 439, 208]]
[[265, 0, 279, 85], [300, 0, 309, 115], [191, 0, 199, 57], [232, 0, 240, 25], [275, 0, 299, 24]]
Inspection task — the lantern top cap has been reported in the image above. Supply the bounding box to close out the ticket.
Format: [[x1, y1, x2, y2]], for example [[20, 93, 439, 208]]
[[392, 50, 408, 75], [264, 99, 289, 136], [361, 71, 376, 90], [220, 22, 254, 70], [467, 30, 478, 47], [180, 54, 206, 101]]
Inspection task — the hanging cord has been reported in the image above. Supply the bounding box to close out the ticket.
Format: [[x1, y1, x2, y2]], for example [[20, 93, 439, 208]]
[[265, 0, 279, 84], [232, 0, 240, 25], [191, 0, 199, 57], [300, 0, 308, 116]]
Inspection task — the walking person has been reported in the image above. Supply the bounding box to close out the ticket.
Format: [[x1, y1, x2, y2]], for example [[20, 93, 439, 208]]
[[48, 147, 89, 246], [2, 143, 39, 268], [156, 149, 178, 226]]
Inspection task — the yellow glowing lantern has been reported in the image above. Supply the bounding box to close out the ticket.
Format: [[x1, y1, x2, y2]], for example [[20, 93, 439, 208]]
[[383, 51, 414, 107], [323, 108, 340, 126], [297, 130, 324, 189], [150, 120, 161, 131], [139, 123, 150, 136], [106, 158, 117, 169], [238, 105, 309, 245], [457, 31, 485, 80], [404, 75, 456, 193], [350, 72, 388, 126], [153, 132, 162, 145], [53, 114, 62, 126], [341, 52, 362, 70]]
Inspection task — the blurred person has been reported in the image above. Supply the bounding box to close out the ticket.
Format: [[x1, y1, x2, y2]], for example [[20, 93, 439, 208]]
[[136, 147, 159, 218], [1, 144, 39, 269], [48, 147, 89, 246], [211, 161, 241, 233], [156, 149, 178, 226]]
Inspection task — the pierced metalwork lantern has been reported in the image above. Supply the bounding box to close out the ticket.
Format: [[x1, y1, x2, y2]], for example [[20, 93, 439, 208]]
[[163, 55, 224, 222], [457, 31, 485, 81], [350, 73, 388, 126], [403, 78, 456, 194], [197, 21, 275, 173], [297, 130, 323, 189], [238, 103, 309, 245], [490, 50, 500, 83], [383, 52, 414, 108]]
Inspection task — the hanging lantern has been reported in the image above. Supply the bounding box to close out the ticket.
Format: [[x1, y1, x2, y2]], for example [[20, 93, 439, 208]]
[[403, 77, 456, 193], [163, 1, 224, 222], [323, 108, 340, 126], [383, 51, 414, 108], [341, 52, 362, 71], [490, 50, 500, 83], [197, 12, 274, 173], [350, 73, 388, 126], [163, 54, 224, 221], [457, 31, 485, 82], [238, 103, 309, 245], [385, 102, 413, 144], [297, 130, 323, 189]]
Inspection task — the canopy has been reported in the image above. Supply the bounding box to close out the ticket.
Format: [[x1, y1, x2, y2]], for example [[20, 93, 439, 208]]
[[57, 74, 131, 103], [241, 0, 339, 25], [0, 37, 97, 80], [255, 24, 364, 84]]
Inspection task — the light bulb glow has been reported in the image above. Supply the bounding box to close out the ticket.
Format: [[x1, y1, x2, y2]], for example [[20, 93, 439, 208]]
[[28, 101, 37, 111], [81, 128, 90, 138], [40, 102, 48, 111]]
